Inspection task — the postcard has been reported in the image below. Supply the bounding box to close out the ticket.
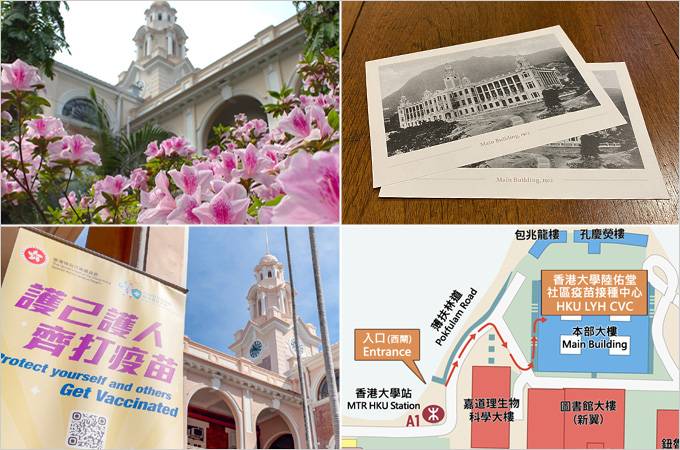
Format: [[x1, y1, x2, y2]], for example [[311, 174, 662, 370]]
[[378, 63, 668, 199], [366, 26, 626, 187]]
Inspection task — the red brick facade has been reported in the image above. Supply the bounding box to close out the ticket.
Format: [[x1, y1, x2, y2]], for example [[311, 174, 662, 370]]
[[314, 402, 333, 448]]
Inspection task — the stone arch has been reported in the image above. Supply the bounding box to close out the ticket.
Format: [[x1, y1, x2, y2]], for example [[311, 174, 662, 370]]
[[186, 386, 243, 449], [56, 88, 113, 130], [314, 369, 340, 401], [263, 431, 294, 449], [197, 94, 268, 148], [255, 406, 301, 449]]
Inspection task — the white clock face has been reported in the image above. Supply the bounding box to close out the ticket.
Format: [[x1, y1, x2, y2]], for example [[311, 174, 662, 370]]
[[249, 340, 264, 359], [289, 337, 305, 357]]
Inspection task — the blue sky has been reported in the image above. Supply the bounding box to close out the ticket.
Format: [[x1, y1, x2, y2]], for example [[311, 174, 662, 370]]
[[184, 226, 339, 355]]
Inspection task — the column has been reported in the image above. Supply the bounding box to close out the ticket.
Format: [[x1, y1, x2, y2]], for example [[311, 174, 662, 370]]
[[184, 105, 196, 148], [243, 390, 254, 448]]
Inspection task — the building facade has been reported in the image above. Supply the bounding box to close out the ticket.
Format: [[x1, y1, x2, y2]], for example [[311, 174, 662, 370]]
[[397, 55, 563, 129], [549, 135, 622, 149], [0, 227, 339, 449], [41, 1, 305, 148]]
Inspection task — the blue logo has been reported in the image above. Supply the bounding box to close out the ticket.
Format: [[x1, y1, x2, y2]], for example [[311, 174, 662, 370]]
[[131, 288, 142, 299]]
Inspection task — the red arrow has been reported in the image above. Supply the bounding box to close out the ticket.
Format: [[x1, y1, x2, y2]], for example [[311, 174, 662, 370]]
[[532, 316, 547, 333], [509, 352, 533, 371], [444, 361, 459, 386], [442, 321, 535, 387], [478, 322, 508, 347], [457, 333, 476, 358], [478, 323, 493, 332]]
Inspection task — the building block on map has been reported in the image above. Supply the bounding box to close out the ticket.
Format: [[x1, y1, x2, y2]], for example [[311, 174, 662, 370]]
[[527, 388, 625, 449], [471, 366, 511, 449], [527, 389, 565, 448], [656, 410, 679, 449]]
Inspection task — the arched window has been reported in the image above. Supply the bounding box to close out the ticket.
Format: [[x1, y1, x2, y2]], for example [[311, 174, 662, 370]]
[[61, 97, 99, 127], [260, 273, 263, 280], [268, 270, 272, 278], [317, 369, 340, 400], [157, 13, 162, 20]]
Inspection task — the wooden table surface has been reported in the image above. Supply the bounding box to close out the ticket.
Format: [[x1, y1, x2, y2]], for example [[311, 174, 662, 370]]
[[341, 1, 679, 224]]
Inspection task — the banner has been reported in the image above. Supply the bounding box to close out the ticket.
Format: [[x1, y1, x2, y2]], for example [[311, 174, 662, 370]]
[[0, 228, 187, 449]]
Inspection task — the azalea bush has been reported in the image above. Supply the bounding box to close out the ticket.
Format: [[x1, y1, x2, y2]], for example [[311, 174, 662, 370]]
[[1, 53, 339, 224]]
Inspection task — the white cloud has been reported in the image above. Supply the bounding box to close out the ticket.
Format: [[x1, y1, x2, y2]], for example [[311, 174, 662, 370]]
[[55, 1, 297, 85]]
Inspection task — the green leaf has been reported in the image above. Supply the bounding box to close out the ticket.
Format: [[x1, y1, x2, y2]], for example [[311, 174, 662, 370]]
[[264, 194, 284, 207], [327, 109, 339, 131]]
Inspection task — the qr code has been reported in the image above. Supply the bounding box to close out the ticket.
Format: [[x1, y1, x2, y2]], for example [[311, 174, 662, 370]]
[[65, 410, 108, 450]]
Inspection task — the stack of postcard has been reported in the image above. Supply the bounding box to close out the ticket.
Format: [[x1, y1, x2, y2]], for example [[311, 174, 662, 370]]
[[365, 26, 668, 199]]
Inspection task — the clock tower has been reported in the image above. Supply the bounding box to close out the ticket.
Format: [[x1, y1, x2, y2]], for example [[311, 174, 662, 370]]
[[229, 252, 321, 375], [117, 1, 195, 98]]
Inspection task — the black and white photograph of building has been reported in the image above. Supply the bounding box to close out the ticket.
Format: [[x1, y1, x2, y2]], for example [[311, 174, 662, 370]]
[[379, 34, 601, 157], [464, 70, 643, 169]]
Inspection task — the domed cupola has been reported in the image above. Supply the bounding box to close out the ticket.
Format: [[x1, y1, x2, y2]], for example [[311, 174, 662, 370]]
[[120, 1, 194, 98]]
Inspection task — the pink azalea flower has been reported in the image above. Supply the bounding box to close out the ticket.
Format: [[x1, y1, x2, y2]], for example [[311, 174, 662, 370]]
[[94, 175, 129, 199], [80, 196, 92, 209], [253, 181, 283, 202], [271, 150, 339, 224], [278, 107, 321, 141], [4, 163, 40, 194], [130, 168, 149, 191], [234, 143, 275, 186], [98, 208, 111, 221], [257, 206, 274, 224], [212, 151, 238, 181], [1, 177, 21, 197], [47, 135, 101, 167], [25, 115, 66, 140], [160, 136, 195, 158], [192, 182, 249, 224], [137, 171, 176, 224], [308, 105, 335, 139], [205, 145, 221, 160], [166, 194, 201, 224], [3, 139, 41, 172], [299, 95, 314, 108], [168, 164, 212, 199], [252, 119, 268, 137], [1, 59, 42, 92], [192, 160, 213, 172], [261, 145, 282, 166], [144, 141, 161, 160], [59, 191, 77, 211]]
